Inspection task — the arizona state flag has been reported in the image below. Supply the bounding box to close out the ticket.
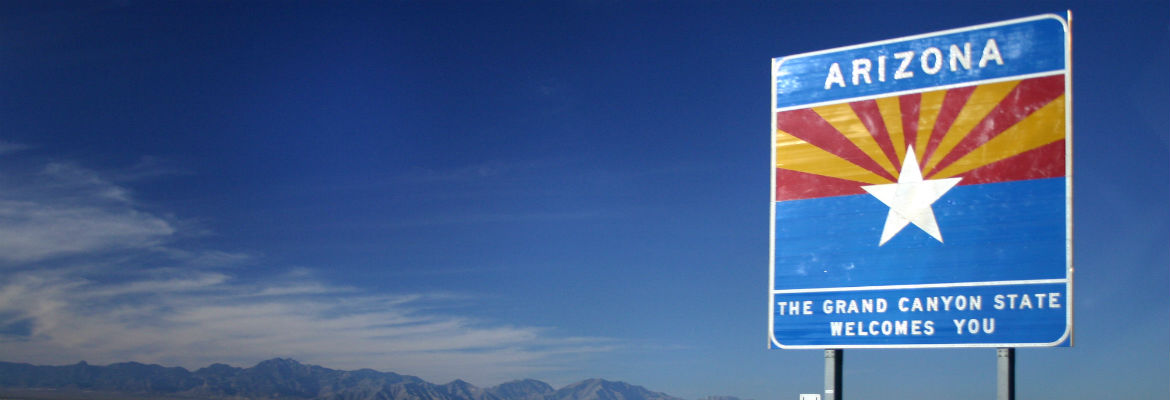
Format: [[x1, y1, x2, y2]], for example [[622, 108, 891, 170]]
[[769, 15, 1071, 348]]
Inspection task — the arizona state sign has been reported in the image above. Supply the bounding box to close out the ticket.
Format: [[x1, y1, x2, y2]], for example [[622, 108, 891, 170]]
[[769, 15, 1071, 348]]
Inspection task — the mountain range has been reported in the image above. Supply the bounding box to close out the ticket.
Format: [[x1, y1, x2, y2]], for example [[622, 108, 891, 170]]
[[0, 358, 742, 400]]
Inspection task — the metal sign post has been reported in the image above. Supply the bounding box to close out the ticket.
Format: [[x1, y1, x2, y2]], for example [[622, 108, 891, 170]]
[[997, 348, 1015, 400], [824, 350, 842, 400]]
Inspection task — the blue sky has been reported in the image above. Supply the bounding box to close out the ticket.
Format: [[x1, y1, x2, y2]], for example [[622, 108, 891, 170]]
[[0, 1, 1166, 400]]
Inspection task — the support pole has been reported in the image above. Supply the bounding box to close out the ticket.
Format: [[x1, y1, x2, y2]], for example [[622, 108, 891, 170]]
[[997, 348, 1014, 400], [825, 349, 842, 400]]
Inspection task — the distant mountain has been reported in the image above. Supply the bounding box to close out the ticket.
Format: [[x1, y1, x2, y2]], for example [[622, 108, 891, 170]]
[[696, 396, 750, 400], [550, 379, 684, 400], [0, 360, 199, 393], [487, 379, 555, 400], [0, 358, 713, 400]]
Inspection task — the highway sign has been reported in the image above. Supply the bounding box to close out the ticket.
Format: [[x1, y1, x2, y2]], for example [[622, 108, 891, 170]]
[[769, 14, 1071, 348]]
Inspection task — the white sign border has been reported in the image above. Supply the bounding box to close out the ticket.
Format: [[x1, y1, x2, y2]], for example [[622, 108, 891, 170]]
[[768, 12, 1074, 349]]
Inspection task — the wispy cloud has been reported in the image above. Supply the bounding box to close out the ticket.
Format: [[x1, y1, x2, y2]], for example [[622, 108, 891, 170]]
[[0, 162, 175, 263], [398, 161, 519, 183], [0, 140, 31, 155], [380, 210, 606, 229], [0, 268, 613, 383], [0, 152, 614, 385]]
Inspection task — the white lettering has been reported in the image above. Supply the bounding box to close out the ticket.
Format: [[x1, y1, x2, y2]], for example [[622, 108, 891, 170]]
[[949, 43, 973, 71], [896, 296, 982, 311], [851, 58, 873, 86], [1019, 293, 1033, 309], [939, 295, 953, 311], [920, 47, 943, 75], [994, 293, 1061, 310], [822, 299, 890, 314], [979, 38, 1004, 67], [779, 300, 813, 315], [895, 320, 909, 335], [894, 51, 915, 79], [819, 39, 1005, 90], [954, 318, 996, 334], [825, 63, 846, 89], [829, 320, 935, 336]]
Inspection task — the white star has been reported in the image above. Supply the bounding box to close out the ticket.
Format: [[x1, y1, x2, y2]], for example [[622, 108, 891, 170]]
[[862, 147, 962, 246]]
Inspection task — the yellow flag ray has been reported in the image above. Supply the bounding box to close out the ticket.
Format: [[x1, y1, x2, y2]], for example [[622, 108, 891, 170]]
[[922, 80, 1020, 173], [776, 130, 891, 184], [875, 96, 906, 165], [812, 103, 899, 177], [915, 90, 947, 165], [931, 95, 1066, 179]]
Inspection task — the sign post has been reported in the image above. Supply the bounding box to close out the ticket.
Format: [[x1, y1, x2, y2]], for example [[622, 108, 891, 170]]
[[997, 348, 1015, 400], [824, 349, 841, 400], [769, 13, 1072, 397]]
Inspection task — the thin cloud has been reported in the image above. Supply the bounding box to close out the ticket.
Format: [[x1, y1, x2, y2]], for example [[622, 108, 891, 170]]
[[395, 161, 521, 184], [380, 210, 606, 229], [0, 159, 615, 385], [0, 268, 612, 383], [0, 140, 31, 155], [0, 200, 174, 263], [0, 161, 177, 264]]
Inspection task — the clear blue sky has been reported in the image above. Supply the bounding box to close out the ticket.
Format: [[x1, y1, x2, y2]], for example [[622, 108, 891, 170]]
[[0, 1, 1166, 400]]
